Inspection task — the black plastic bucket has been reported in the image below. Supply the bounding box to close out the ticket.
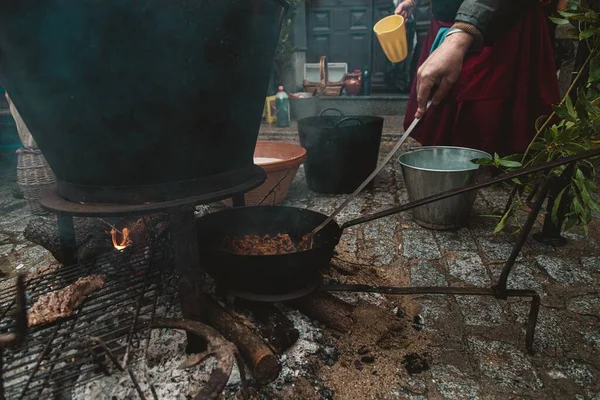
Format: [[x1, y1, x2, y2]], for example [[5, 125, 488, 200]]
[[298, 108, 383, 194]]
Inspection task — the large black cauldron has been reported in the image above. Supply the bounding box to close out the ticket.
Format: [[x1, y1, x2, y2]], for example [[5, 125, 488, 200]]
[[0, 0, 287, 204]]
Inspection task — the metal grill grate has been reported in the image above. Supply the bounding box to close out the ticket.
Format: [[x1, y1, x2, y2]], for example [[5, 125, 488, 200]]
[[0, 243, 171, 399]]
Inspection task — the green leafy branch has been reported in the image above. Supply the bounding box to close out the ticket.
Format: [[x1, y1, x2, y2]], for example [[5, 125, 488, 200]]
[[476, 3, 600, 234]]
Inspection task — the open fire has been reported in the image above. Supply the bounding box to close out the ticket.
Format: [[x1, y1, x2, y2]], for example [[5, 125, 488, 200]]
[[111, 227, 131, 251]]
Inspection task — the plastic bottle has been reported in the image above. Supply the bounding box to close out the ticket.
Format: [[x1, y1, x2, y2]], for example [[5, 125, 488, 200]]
[[361, 67, 371, 96], [275, 86, 290, 127]]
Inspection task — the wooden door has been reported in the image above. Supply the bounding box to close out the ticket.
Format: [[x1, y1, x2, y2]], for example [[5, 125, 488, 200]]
[[371, 0, 394, 91], [306, 0, 373, 75]]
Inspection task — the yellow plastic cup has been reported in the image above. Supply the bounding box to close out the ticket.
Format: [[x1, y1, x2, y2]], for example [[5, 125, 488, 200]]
[[373, 15, 408, 63]]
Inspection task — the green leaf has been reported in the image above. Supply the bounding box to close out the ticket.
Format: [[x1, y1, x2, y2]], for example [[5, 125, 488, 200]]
[[512, 177, 522, 185], [565, 215, 578, 231], [579, 29, 596, 40], [535, 115, 549, 132], [565, 95, 577, 120], [566, 0, 579, 10], [564, 27, 582, 39], [549, 16, 570, 25], [551, 187, 568, 225], [565, 142, 588, 153], [553, 103, 577, 123], [557, 10, 579, 18], [498, 159, 523, 168], [589, 55, 600, 84], [530, 142, 547, 151], [471, 157, 492, 165], [494, 208, 511, 234]]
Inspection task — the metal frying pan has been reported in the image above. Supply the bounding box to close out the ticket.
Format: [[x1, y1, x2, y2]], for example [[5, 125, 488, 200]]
[[195, 204, 403, 296]]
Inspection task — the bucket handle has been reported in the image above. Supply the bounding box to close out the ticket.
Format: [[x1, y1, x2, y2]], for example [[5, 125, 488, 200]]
[[319, 108, 345, 117], [334, 117, 363, 128]]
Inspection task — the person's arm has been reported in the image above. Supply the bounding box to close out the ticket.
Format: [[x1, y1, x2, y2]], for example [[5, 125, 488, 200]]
[[394, 0, 417, 18], [414, 31, 473, 118], [413, 0, 529, 119], [453, 0, 530, 45]]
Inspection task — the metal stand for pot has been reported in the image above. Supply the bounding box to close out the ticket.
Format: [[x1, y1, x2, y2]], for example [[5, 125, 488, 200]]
[[327, 150, 600, 354], [225, 148, 600, 355], [38, 166, 266, 353], [531, 165, 574, 247]]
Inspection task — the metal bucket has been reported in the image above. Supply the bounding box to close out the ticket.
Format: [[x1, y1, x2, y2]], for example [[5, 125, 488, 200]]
[[398, 146, 491, 230]]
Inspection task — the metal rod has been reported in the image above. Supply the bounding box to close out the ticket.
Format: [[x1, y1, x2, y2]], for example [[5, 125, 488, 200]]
[[167, 206, 206, 354], [122, 255, 155, 369], [0, 275, 27, 350], [323, 284, 541, 353], [494, 178, 554, 298], [322, 284, 495, 296], [18, 325, 61, 400], [257, 171, 290, 206], [340, 146, 600, 230], [306, 101, 432, 241], [526, 293, 541, 354], [89, 337, 147, 400], [0, 351, 4, 400], [232, 194, 246, 207], [57, 214, 77, 266]]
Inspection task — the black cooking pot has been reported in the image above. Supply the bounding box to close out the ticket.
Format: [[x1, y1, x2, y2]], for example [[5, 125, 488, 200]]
[[196, 206, 341, 295], [298, 108, 384, 194], [0, 0, 287, 204]]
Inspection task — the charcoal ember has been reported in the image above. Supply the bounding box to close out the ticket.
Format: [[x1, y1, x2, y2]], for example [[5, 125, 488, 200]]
[[412, 314, 425, 331], [357, 346, 370, 355], [361, 355, 375, 364], [402, 353, 430, 374], [394, 307, 405, 319], [318, 345, 339, 366], [319, 386, 334, 399], [354, 360, 363, 371]]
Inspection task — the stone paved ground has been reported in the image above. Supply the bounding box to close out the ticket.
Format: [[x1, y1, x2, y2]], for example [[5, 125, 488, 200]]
[[279, 140, 600, 399], [0, 140, 599, 399]]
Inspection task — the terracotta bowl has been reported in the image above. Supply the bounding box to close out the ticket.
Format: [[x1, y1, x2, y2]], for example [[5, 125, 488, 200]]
[[223, 141, 306, 206]]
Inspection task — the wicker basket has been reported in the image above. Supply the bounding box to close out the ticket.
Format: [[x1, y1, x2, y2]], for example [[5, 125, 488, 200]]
[[16, 147, 56, 215], [302, 56, 343, 96]]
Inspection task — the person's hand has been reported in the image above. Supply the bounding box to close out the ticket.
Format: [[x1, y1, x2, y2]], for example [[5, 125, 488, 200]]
[[414, 32, 474, 118], [394, 0, 415, 19]]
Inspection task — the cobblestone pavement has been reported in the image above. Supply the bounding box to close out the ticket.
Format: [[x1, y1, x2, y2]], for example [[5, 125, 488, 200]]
[[0, 140, 599, 399], [280, 140, 600, 399]]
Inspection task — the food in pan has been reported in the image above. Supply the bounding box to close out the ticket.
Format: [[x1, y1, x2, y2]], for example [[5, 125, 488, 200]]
[[220, 233, 300, 256]]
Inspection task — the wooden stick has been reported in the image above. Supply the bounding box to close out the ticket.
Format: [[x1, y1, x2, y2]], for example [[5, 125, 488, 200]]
[[198, 293, 281, 385], [236, 300, 299, 354], [288, 291, 354, 333]]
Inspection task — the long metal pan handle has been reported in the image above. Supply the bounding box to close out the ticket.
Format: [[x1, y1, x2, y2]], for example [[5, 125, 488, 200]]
[[339, 146, 600, 230], [307, 101, 432, 240]]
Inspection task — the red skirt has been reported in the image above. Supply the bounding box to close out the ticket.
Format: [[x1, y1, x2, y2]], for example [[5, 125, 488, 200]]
[[404, 3, 560, 156]]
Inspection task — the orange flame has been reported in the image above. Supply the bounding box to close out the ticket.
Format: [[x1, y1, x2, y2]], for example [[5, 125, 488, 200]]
[[111, 228, 131, 251]]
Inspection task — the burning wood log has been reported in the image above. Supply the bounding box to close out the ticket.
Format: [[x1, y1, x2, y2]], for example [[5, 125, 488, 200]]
[[289, 291, 355, 333], [235, 300, 300, 354], [23, 214, 168, 264], [198, 293, 281, 385], [24, 216, 112, 263]]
